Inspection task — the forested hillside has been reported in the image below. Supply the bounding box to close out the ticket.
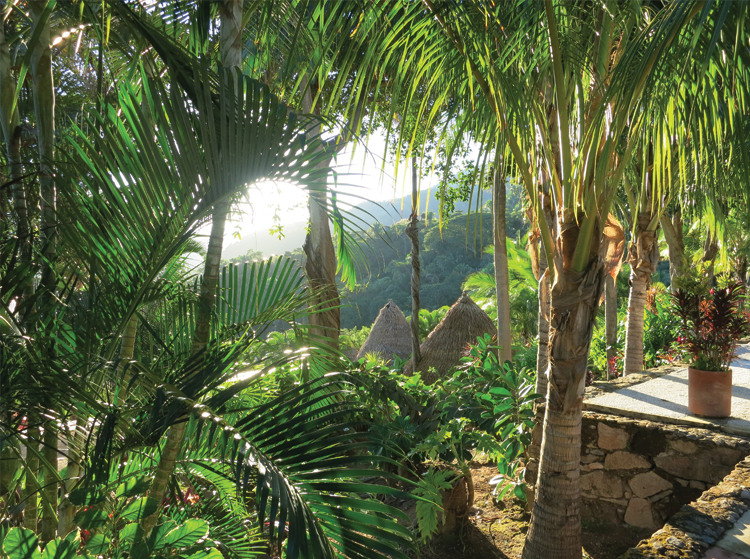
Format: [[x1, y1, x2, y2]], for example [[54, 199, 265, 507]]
[[340, 185, 529, 328]]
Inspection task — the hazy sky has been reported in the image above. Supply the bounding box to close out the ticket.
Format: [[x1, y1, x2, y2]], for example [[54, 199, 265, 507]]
[[220, 131, 442, 249]]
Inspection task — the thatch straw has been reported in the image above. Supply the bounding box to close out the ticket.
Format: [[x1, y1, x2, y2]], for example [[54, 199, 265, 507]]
[[403, 292, 497, 383], [356, 300, 414, 363]]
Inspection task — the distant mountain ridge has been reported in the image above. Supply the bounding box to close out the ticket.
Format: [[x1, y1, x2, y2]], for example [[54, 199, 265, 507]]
[[223, 188, 493, 259]]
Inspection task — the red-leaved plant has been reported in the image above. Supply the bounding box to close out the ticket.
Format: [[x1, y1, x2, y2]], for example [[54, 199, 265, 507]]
[[671, 282, 750, 372]]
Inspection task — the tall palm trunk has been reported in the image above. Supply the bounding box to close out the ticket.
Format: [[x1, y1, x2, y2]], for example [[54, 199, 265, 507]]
[[56, 421, 80, 537], [301, 86, 340, 349], [29, 1, 58, 539], [523, 216, 605, 559], [524, 194, 552, 505], [406, 155, 421, 364], [604, 274, 618, 379], [0, 6, 23, 504], [40, 426, 58, 541], [623, 213, 659, 376], [493, 153, 512, 363], [142, 0, 242, 536], [660, 208, 685, 289], [23, 426, 40, 532]]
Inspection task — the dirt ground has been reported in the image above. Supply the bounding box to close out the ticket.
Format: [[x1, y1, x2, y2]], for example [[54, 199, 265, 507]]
[[414, 463, 650, 559]]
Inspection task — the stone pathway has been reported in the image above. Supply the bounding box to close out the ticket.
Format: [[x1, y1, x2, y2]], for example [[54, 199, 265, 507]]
[[703, 508, 750, 558], [585, 345, 750, 437]]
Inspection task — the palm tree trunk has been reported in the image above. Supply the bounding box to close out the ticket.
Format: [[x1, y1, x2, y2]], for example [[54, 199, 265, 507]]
[[40, 426, 58, 541], [142, 201, 229, 537], [492, 153, 512, 363], [524, 195, 553, 506], [29, 2, 58, 538], [406, 155, 421, 365], [702, 232, 719, 286], [57, 421, 80, 537], [523, 218, 605, 559], [142, 0, 242, 535], [660, 209, 685, 289], [0, 10, 29, 264], [0, 14, 23, 500], [23, 425, 40, 532], [604, 274, 618, 379], [623, 215, 659, 376], [301, 85, 340, 349]]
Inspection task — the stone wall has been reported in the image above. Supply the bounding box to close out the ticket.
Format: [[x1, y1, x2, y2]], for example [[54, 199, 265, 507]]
[[620, 456, 750, 558], [581, 411, 750, 531]]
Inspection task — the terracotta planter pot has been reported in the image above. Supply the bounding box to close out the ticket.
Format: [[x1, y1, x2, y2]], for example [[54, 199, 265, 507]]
[[688, 367, 732, 418]]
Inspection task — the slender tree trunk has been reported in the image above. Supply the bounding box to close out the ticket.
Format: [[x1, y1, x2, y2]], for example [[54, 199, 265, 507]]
[[142, 203, 229, 538], [406, 155, 421, 364], [703, 232, 719, 286], [0, 9, 29, 263], [523, 215, 605, 559], [40, 426, 58, 541], [623, 214, 659, 376], [524, 194, 552, 506], [492, 153, 512, 363], [301, 86, 340, 349], [0, 14, 23, 498], [142, 0, 242, 535], [23, 425, 40, 532], [57, 421, 80, 537], [660, 209, 685, 289], [604, 274, 618, 379], [29, 2, 58, 539]]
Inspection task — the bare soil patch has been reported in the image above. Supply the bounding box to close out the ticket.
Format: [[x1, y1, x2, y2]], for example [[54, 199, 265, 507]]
[[415, 462, 649, 559]]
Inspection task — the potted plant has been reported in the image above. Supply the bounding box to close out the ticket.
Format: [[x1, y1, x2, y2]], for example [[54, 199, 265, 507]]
[[671, 281, 750, 417]]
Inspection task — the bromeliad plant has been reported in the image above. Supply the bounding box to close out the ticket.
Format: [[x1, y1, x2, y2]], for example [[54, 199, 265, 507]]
[[672, 282, 750, 372]]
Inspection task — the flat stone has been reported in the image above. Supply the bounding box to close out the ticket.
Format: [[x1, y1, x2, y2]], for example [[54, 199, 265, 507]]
[[624, 497, 656, 529], [648, 489, 673, 503], [581, 462, 605, 471], [584, 345, 750, 436], [598, 423, 629, 450], [669, 439, 698, 454], [605, 451, 652, 470], [580, 470, 624, 499], [655, 451, 737, 484], [629, 471, 673, 498]]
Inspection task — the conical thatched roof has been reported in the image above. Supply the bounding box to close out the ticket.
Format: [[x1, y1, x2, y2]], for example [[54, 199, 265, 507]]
[[356, 300, 413, 363], [403, 293, 497, 383]]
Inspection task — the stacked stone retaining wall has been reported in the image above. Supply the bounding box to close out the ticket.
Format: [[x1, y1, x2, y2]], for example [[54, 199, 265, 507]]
[[581, 411, 750, 531], [619, 455, 750, 558]]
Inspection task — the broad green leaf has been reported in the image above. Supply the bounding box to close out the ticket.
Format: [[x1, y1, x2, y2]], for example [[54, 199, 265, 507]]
[[183, 549, 222, 559], [164, 519, 209, 548], [150, 521, 178, 551], [67, 488, 105, 507], [120, 497, 158, 522], [3, 528, 41, 559], [119, 524, 144, 546], [40, 539, 77, 559], [73, 509, 108, 530], [116, 478, 151, 498], [84, 535, 110, 555]]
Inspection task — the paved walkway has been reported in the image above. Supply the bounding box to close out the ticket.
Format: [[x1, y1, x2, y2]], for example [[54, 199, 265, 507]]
[[702, 507, 750, 558], [584, 344, 750, 437]]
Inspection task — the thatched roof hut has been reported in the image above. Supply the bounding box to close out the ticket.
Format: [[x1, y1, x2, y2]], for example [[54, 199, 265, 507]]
[[403, 293, 497, 383], [356, 300, 413, 363]]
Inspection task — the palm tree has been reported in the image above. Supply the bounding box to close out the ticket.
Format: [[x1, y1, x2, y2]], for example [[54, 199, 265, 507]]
[[313, 1, 750, 557]]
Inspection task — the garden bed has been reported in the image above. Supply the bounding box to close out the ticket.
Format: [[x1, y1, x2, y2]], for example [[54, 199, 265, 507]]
[[408, 462, 649, 559]]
